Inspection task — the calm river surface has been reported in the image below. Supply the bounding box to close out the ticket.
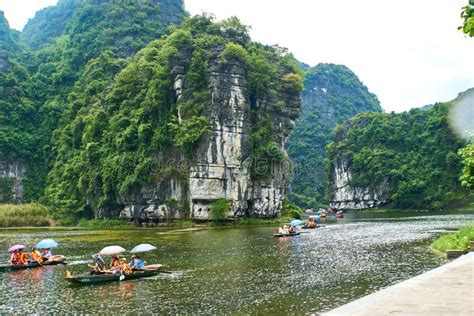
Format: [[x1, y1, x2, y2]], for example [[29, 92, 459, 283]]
[[0, 211, 473, 314]]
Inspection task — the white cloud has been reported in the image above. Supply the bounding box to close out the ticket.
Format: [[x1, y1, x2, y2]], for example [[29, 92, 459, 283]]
[[1, 0, 473, 112], [0, 0, 58, 30]]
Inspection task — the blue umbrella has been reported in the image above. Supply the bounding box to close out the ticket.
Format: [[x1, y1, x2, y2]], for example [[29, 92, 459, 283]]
[[36, 239, 58, 249], [289, 220, 304, 227]]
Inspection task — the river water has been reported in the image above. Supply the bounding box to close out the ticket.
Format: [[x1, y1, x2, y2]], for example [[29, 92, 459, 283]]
[[0, 211, 473, 314]]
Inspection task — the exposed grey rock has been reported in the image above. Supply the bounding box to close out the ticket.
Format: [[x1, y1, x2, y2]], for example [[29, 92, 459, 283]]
[[0, 161, 25, 202], [120, 48, 301, 221], [328, 121, 389, 211], [0, 52, 10, 72]]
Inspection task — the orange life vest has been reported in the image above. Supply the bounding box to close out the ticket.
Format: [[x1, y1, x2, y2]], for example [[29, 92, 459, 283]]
[[18, 253, 28, 265]]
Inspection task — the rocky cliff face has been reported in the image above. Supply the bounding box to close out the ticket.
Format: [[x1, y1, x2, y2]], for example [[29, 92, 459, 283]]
[[330, 157, 389, 210], [0, 162, 25, 203], [327, 120, 390, 210], [120, 47, 300, 221]]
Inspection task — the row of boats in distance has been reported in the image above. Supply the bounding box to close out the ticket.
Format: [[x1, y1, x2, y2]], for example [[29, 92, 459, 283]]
[[273, 209, 344, 238], [1, 240, 167, 285]]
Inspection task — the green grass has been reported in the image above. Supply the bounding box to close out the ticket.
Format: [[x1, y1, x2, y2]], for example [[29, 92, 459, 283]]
[[431, 224, 474, 251], [154, 219, 198, 227], [235, 216, 295, 226], [76, 219, 132, 229], [0, 204, 51, 227]]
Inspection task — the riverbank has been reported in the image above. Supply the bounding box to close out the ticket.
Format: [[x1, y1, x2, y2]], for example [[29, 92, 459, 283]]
[[0, 202, 300, 229], [324, 253, 474, 315], [0, 204, 51, 227], [431, 224, 474, 251]]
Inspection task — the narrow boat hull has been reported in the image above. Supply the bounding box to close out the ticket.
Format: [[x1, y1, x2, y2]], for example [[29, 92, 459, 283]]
[[273, 232, 301, 238], [0, 256, 66, 272], [65, 269, 161, 285]]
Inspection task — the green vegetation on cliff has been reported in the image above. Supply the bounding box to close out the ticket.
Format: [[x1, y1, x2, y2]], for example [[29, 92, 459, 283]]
[[326, 93, 472, 210], [45, 15, 302, 220], [288, 64, 381, 208], [0, 0, 187, 204], [0, 12, 44, 202], [21, 0, 83, 49]]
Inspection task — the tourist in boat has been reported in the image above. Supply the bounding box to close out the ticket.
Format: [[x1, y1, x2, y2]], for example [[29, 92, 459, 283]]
[[10, 250, 20, 266], [306, 218, 317, 228], [17, 249, 28, 266], [120, 258, 132, 274], [90, 254, 106, 275], [31, 248, 43, 263], [110, 255, 120, 270], [277, 225, 289, 235], [129, 255, 145, 270], [42, 248, 53, 260]]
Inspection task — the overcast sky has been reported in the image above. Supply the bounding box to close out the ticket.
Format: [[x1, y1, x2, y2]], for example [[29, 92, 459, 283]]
[[1, 0, 473, 112]]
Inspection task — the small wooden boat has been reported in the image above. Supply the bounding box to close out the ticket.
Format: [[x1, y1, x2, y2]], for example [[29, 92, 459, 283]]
[[65, 265, 163, 285], [0, 255, 66, 272], [273, 232, 301, 238]]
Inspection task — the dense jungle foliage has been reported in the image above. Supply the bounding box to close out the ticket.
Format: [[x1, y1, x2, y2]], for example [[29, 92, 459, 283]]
[[0, 0, 187, 204], [326, 96, 472, 210], [459, 143, 474, 189], [288, 64, 381, 209]]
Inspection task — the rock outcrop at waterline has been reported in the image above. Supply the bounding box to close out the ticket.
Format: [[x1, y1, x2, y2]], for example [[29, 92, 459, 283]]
[[0, 162, 25, 203], [329, 157, 389, 210], [120, 45, 301, 221], [326, 94, 471, 211], [327, 120, 389, 210]]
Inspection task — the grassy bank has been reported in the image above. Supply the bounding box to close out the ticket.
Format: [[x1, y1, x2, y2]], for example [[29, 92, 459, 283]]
[[431, 224, 474, 251], [76, 219, 133, 229], [235, 216, 295, 226], [0, 204, 51, 227], [0, 201, 303, 229]]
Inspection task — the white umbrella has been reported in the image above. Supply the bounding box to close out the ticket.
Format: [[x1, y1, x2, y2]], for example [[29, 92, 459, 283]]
[[99, 246, 126, 256], [130, 244, 157, 254]]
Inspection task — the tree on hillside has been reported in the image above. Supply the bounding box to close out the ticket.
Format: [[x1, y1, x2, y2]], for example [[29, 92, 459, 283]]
[[460, 1, 473, 36], [459, 144, 474, 189]]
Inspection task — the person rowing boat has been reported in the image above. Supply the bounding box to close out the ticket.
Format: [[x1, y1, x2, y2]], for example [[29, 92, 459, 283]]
[[89, 254, 107, 275], [31, 248, 44, 264], [129, 255, 145, 270]]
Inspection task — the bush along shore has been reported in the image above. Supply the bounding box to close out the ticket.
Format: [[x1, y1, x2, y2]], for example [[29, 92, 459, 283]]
[[431, 224, 474, 252], [0, 204, 51, 227]]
